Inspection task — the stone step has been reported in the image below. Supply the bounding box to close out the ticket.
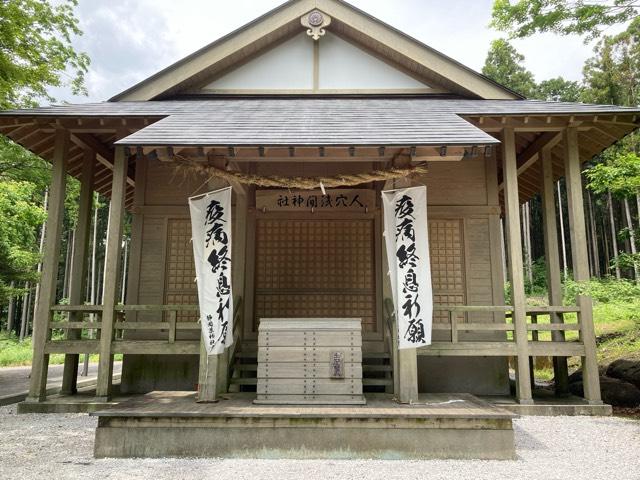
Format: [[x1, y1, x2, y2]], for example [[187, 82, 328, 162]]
[[362, 378, 393, 386]]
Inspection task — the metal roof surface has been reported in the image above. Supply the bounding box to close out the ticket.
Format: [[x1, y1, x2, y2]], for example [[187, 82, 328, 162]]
[[2, 98, 639, 146]]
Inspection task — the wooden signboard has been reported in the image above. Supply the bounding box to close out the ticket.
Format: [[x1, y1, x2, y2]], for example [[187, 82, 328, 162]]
[[256, 189, 375, 212]]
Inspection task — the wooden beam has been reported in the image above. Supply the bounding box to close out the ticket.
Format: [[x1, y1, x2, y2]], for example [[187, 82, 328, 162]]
[[72, 132, 135, 187], [498, 132, 561, 190], [541, 146, 570, 394], [95, 146, 128, 401], [26, 128, 69, 402], [564, 127, 602, 404], [61, 150, 95, 395], [502, 127, 533, 404]]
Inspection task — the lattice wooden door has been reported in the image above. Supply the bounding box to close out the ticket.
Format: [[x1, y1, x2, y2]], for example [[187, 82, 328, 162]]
[[254, 218, 377, 332]]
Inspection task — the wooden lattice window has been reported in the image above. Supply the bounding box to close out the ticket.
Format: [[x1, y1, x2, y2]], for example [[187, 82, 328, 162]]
[[164, 218, 198, 321], [254, 218, 377, 332], [429, 219, 466, 323]]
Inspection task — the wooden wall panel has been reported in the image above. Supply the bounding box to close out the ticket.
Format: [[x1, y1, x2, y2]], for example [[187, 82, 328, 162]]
[[417, 160, 487, 206], [464, 217, 494, 326], [137, 216, 167, 322], [144, 159, 208, 206]]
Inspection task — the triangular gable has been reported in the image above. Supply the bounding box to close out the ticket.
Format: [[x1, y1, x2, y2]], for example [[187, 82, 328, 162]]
[[201, 32, 433, 93], [111, 0, 520, 101]]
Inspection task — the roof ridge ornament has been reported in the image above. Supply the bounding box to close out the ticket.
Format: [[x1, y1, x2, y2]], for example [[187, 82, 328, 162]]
[[301, 10, 331, 40]]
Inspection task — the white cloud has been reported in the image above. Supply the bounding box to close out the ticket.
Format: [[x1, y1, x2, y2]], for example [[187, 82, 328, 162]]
[[54, 0, 603, 103]]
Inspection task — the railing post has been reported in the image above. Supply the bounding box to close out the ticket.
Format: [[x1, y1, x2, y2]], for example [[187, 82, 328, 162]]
[[529, 313, 538, 390], [168, 311, 177, 343], [61, 149, 95, 395], [449, 311, 458, 343], [26, 128, 69, 402], [502, 127, 533, 404], [541, 145, 570, 395], [96, 146, 128, 401], [564, 127, 601, 404]]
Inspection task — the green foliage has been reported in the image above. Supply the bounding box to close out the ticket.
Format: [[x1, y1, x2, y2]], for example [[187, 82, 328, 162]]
[[0, 330, 121, 366], [0, 0, 89, 108], [491, 0, 639, 42], [0, 137, 51, 187], [612, 251, 640, 271], [564, 276, 640, 302], [482, 38, 538, 97], [535, 76, 584, 101], [0, 181, 46, 303], [585, 152, 640, 197], [525, 258, 550, 294], [582, 17, 640, 106]]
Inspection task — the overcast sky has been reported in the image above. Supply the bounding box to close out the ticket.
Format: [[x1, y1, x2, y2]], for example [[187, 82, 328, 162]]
[[53, 0, 606, 103]]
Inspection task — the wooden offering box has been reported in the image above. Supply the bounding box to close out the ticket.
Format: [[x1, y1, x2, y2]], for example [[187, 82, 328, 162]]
[[254, 318, 366, 405]]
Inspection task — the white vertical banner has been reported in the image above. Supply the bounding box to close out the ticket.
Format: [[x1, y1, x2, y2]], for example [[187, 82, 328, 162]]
[[382, 186, 432, 349], [189, 187, 234, 355]]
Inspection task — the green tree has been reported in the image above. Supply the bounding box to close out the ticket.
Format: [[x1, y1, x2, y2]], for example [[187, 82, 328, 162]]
[[0, 0, 88, 329], [0, 181, 47, 303], [0, 0, 89, 109], [582, 18, 640, 105], [482, 38, 538, 97], [586, 152, 640, 197], [535, 76, 584, 101], [491, 0, 639, 42]]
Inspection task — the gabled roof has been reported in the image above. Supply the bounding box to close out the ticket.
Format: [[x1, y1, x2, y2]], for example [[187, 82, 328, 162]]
[[110, 0, 522, 101]]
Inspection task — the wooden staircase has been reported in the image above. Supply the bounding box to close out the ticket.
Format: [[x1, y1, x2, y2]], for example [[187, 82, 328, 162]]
[[229, 343, 393, 393]]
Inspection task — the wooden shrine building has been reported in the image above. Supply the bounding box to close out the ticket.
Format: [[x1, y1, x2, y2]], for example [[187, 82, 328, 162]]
[[2, 0, 640, 459]]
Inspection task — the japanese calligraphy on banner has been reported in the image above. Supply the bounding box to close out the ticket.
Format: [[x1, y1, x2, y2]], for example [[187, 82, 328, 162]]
[[256, 189, 374, 212], [188, 187, 234, 355], [382, 186, 433, 349]]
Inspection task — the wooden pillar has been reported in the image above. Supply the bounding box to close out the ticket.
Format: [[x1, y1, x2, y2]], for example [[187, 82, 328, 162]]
[[95, 146, 128, 400], [26, 128, 70, 402], [61, 150, 95, 395], [563, 127, 602, 404], [541, 146, 570, 395], [197, 338, 219, 402], [398, 348, 418, 403], [502, 127, 533, 404]]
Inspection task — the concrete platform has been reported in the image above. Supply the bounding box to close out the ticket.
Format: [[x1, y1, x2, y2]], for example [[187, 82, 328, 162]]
[[487, 395, 613, 416], [17, 383, 125, 414], [91, 391, 516, 460]]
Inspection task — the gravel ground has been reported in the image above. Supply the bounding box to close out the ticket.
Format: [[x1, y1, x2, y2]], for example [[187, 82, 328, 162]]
[[1, 404, 639, 480]]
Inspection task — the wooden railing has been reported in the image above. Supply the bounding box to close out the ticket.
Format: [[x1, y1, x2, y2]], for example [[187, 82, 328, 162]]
[[383, 299, 585, 358], [47, 297, 243, 358]]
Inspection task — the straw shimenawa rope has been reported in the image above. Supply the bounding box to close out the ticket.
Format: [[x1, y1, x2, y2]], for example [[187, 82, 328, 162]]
[[174, 156, 427, 190]]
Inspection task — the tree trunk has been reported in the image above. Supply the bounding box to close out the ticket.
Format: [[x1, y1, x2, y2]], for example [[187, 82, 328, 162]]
[[82, 197, 99, 377], [602, 216, 611, 274], [6, 281, 16, 333], [623, 197, 640, 282], [25, 286, 33, 337], [120, 238, 128, 304], [500, 218, 507, 281], [557, 181, 569, 280], [587, 190, 601, 278], [526, 202, 534, 285], [608, 192, 621, 279], [62, 229, 74, 299], [33, 188, 49, 320], [19, 283, 30, 342]]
